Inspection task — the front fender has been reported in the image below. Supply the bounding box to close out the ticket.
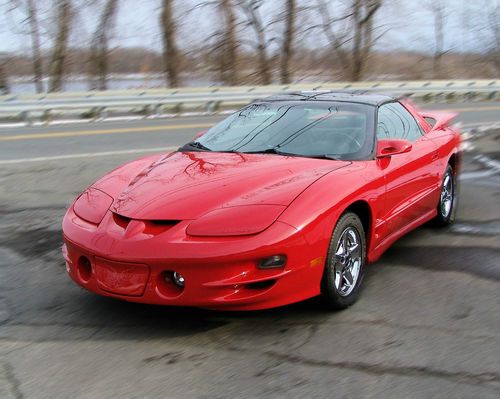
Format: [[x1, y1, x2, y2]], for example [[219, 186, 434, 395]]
[[277, 161, 385, 262]]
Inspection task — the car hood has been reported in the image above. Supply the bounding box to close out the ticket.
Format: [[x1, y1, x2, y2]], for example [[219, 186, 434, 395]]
[[92, 151, 349, 220]]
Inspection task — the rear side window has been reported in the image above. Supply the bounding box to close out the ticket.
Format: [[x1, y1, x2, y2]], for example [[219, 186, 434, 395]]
[[377, 102, 424, 142]]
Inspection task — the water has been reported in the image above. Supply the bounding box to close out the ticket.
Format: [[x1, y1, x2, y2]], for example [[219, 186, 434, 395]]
[[6, 76, 218, 95]]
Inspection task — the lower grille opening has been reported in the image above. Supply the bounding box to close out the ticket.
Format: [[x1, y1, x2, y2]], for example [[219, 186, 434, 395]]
[[245, 280, 276, 290]]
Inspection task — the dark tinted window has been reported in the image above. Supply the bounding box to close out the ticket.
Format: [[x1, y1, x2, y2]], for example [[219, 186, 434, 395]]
[[377, 102, 423, 141], [193, 102, 376, 160]]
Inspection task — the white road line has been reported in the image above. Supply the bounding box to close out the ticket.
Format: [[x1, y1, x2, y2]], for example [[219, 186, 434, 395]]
[[0, 147, 177, 165]]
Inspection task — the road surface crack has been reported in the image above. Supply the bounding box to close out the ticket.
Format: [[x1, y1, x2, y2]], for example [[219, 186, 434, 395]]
[[265, 351, 500, 388]]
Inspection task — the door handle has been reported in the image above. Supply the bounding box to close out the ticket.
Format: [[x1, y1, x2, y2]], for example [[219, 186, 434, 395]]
[[432, 151, 439, 161]]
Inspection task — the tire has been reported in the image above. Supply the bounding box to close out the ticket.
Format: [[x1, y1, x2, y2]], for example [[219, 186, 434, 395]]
[[433, 164, 457, 226], [321, 212, 366, 310]]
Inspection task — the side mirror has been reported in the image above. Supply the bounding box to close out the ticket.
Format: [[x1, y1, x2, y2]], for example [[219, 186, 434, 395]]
[[194, 130, 208, 140], [376, 139, 412, 158]]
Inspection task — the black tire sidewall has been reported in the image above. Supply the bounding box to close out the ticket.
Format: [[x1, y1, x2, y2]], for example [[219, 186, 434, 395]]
[[321, 212, 366, 310], [436, 165, 457, 225]]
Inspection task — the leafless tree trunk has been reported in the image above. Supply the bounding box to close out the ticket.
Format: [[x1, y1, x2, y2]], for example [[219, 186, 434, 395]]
[[240, 0, 271, 85], [160, 0, 180, 87], [218, 0, 238, 85], [487, 1, 500, 71], [280, 0, 296, 84], [49, 0, 72, 92], [351, 0, 381, 81], [315, 0, 352, 78], [431, 0, 446, 79], [0, 61, 9, 95], [89, 0, 119, 91], [315, 0, 381, 81], [27, 0, 44, 93]]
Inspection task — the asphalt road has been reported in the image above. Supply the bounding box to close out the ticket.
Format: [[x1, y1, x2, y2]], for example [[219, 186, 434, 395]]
[[0, 101, 499, 398]]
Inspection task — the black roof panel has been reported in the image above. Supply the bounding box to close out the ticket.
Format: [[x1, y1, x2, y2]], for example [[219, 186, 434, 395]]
[[260, 90, 396, 106]]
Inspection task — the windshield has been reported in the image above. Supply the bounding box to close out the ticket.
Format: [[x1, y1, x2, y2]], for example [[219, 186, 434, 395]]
[[184, 102, 375, 160]]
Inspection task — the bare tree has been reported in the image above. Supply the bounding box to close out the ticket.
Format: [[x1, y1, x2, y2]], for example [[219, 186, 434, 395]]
[[27, 0, 44, 93], [351, 0, 381, 81], [89, 0, 119, 90], [7, 0, 44, 92], [430, 0, 446, 78], [314, 0, 381, 81], [218, 0, 238, 85], [315, 0, 352, 78], [160, 0, 180, 87], [486, 0, 499, 71], [48, 0, 72, 92], [239, 0, 272, 85], [280, 0, 296, 84], [0, 60, 9, 95]]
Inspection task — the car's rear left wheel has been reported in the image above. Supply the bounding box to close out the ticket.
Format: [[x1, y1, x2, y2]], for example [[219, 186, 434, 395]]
[[321, 212, 366, 310]]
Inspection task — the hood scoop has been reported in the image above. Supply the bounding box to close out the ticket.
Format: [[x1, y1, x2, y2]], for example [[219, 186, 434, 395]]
[[111, 212, 180, 239]]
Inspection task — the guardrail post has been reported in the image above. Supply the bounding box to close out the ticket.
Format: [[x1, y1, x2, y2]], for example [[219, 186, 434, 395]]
[[206, 101, 214, 114], [21, 110, 32, 126], [172, 103, 183, 115], [99, 107, 108, 120], [206, 101, 220, 115], [445, 92, 455, 102], [486, 91, 497, 101], [42, 109, 52, 125], [154, 104, 163, 117]]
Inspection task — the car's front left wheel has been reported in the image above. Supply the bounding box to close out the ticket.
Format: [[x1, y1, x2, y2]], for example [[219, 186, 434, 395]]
[[321, 212, 366, 310]]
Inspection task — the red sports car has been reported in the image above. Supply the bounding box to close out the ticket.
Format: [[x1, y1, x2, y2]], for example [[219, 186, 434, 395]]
[[62, 91, 461, 310]]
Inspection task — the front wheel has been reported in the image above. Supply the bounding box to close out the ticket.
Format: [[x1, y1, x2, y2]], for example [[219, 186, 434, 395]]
[[433, 165, 457, 226], [321, 212, 366, 310]]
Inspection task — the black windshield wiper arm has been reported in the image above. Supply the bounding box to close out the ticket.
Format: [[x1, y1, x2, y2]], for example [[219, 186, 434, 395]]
[[243, 148, 340, 160], [244, 148, 289, 155], [179, 141, 212, 152]]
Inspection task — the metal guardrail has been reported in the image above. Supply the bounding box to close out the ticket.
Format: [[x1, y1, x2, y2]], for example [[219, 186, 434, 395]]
[[0, 80, 498, 125]]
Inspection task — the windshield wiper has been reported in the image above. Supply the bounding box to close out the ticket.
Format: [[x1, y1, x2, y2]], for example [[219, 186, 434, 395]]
[[179, 141, 212, 152], [243, 148, 340, 160]]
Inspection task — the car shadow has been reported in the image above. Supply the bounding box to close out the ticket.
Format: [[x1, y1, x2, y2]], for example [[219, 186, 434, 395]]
[[62, 292, 334, 340]]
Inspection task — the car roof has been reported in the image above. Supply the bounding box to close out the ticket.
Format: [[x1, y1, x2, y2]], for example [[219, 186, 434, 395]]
[[259, 90, 397, 106]]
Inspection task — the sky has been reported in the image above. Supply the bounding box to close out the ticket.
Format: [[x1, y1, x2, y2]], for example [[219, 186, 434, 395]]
[[0, 0, 497, 55]]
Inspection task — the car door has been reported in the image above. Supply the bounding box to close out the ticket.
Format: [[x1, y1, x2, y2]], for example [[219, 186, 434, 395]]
[[377, 102, 440, 236]]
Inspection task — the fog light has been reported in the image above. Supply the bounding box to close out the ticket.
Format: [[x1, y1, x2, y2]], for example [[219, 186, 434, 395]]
[[259, 255, 287, 269], [77, 256, 92, 282], [172, 271, 185, 287]]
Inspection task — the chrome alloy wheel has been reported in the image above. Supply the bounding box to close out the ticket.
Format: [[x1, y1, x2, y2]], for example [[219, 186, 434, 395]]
[[440, 172, 454, 218], [334, 227, 362, 297]]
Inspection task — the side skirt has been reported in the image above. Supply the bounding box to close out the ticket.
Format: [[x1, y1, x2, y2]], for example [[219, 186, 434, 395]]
[[367, 208, 437, 263]]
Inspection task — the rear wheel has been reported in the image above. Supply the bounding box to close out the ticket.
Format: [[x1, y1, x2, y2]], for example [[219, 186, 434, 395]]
[[321, 212, 366, 310], [433, 165, 457, 226]]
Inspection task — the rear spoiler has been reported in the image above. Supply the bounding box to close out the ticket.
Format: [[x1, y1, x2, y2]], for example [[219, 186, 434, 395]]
[[420, 110, 458, 131]]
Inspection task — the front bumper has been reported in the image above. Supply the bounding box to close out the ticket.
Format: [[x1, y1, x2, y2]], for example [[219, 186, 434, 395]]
[[62, 206, 326, 310]]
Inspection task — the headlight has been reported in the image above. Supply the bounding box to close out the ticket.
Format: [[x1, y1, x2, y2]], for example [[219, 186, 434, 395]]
[[186, 204, 286, 237], [73, 187, 113, 225]]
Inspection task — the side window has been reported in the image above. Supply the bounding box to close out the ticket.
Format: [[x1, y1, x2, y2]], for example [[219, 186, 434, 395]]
[[377, 102, 424, 142]]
